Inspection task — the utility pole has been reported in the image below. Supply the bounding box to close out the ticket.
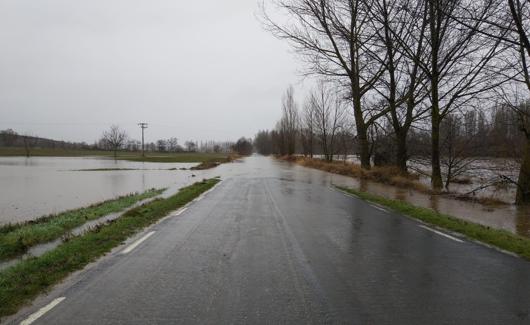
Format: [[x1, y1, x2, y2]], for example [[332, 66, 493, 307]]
[[138, 123, 148, 157]]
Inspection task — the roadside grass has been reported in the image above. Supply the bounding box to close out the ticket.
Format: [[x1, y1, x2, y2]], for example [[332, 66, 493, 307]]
[[0, 147, 234, 164], [337, 186, 530, 260], [0, 178, 220, 318], [0, 188, 165, 261]]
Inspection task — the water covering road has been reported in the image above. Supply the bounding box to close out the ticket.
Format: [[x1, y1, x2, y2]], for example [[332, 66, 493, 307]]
[[7, 156, 530, 324]]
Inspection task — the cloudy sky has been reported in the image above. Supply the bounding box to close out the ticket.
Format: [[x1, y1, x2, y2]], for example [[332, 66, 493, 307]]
[[0, 0, 306, 144]]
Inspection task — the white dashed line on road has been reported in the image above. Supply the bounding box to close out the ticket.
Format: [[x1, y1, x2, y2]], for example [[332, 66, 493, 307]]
[[121, 231, 156, 254], [20, 297, 66, 325], [372, 205, 388, 213], [419, 225, 463, 243], [175, 207, 188, 216]]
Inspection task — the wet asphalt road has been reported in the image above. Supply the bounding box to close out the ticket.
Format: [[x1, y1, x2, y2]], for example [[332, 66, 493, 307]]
[[9, 156, 530, 324]]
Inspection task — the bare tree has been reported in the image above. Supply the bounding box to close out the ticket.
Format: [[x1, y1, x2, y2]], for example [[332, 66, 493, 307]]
[[101, 125, 128, 159], [366, 0, 430, 173], [185, 141, 197, 152], [277, 86, 299, 155], [156, 139, 167, 152], [417, 0, 506, 190], [466, 0, 530, 203], [440, 113, 479, 190], [300, 99, 315, 157], [311, 82, 346, 161], [262, 0, 388, 169], [167, 137, 179, 152]]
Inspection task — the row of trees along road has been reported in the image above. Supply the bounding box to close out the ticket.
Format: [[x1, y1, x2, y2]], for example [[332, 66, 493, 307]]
[[260, 0, 530, 204]]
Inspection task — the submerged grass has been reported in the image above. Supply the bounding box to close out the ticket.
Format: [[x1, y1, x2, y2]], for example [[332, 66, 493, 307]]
[[337, 186, 530, 260], [0, 188, 165, 261], [0, 178, 219, 318]]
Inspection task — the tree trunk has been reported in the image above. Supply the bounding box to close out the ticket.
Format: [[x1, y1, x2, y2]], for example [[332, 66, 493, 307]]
[[395, 131, 408, 173], [431, 111, 443, 190], [357, 127, 371, 169], [516, 137, 530, 204], [429, 0, 442, 191]]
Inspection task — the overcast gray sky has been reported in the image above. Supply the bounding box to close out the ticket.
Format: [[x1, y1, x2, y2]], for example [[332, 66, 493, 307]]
[[0, 0, 306, 144]]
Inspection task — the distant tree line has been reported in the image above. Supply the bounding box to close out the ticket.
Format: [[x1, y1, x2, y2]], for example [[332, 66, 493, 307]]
[[2, 127, 249, 157], [0, 129, 92, 157]]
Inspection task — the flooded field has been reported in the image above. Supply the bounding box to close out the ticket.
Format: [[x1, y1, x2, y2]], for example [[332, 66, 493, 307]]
[[0, 157, 202, 224]]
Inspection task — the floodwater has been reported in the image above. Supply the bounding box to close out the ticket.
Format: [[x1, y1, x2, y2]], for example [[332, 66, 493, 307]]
[[1, 155, 530, 239], [331, 154, 520, 203], [0, 157, 202, 224]]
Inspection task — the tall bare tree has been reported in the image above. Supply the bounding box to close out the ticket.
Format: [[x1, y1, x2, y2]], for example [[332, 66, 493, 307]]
[[278, 86, 299, 155], [263, 0, 388, 169], [366, 0, 430, 173], [311, 82, 346, 161], [300, 99, 315, 157], [417, 0, 506, 189], [101, 125, 128, 159], [473, 0, 530, 203]]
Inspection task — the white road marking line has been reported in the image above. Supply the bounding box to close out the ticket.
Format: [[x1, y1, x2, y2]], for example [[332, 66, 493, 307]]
[[372, 205, 387, 213], [20, 297, 66, 325], [419, 225, 463, 243], [175, 207, 188, 216], [121, 231, 155, 254]]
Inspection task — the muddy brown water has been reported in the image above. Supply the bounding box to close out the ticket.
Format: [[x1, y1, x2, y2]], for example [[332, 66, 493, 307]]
[[1, 155, 530, 238], [0, 157, 200, 224]]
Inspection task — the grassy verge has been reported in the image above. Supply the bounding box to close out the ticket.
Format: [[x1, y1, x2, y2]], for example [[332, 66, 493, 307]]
[[337, 186, 530, 260], [0, 188, 165, 261], [0, 178, 219, 318]]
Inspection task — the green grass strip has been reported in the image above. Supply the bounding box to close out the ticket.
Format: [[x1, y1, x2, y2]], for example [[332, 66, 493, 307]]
[[0, 178, 219, 318], [337, 186, 530, 260], [0, 188, 165, 261]]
